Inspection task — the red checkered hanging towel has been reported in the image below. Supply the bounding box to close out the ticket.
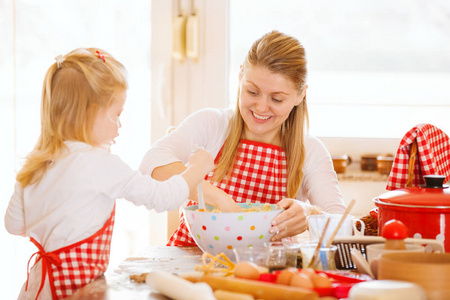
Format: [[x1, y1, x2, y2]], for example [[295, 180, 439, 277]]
[[386, 124, 450, 190], [167, 139, 287, 247], [26, 204, 116, 299]]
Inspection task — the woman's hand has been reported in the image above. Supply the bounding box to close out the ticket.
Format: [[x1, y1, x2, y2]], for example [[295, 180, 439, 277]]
[[269, 198, 308, 241]]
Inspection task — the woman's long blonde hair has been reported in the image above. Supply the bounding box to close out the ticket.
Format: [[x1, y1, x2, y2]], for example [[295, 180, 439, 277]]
[[213, 31, 309, 198], [17, 48, 128, 188]]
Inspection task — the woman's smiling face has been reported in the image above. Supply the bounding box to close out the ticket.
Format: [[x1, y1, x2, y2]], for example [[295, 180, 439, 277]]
[[239, 66, 306, 145]]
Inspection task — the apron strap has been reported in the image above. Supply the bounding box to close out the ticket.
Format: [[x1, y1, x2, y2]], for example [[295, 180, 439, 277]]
[[26, 237, 62, 300]]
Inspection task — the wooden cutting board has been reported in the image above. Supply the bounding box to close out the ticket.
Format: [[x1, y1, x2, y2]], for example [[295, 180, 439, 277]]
[[190, 275, 319, 300]]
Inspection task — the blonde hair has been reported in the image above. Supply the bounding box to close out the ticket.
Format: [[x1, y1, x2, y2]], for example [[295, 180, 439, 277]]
[[17, 48, 128, 188], [213, 31, 309, 198]]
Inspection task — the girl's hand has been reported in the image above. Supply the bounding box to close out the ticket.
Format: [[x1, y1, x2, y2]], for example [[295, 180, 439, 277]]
[[202, 182, 243, 212], [269, 198, 308, 241], [216, 195, 243, 212], [188, 148, 214, 175]]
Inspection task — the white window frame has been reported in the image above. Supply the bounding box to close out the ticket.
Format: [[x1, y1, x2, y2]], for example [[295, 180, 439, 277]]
[[150, 0, 230, 241], [151, 0, 229, 138]]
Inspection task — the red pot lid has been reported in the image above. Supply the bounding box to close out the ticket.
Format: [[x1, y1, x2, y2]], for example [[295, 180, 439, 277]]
[[375, 175, 450, 207]]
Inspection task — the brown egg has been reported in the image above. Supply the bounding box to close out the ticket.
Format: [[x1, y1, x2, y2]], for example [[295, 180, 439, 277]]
[[300, 268, 317, 280], [290, 272, 314, 289], [234, 261, 260, 280], [276, 267, 298, 285], [312, 273, 332, 288]]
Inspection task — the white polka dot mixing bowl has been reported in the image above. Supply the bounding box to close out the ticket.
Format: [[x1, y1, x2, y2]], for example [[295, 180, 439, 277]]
[[183, 203, 283, 260]]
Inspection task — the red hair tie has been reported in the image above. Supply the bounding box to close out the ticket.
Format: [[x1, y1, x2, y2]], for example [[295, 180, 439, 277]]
[[96, 50, 106, 62]]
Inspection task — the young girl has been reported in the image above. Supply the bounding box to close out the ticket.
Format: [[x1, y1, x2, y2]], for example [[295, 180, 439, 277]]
[[4, 48, 214, 300]]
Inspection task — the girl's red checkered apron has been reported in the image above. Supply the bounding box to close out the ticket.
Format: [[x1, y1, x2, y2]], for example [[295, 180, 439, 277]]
[[386, 123, 450, 190], [168, 139, 287, 246], [26, 204, 116, 300]]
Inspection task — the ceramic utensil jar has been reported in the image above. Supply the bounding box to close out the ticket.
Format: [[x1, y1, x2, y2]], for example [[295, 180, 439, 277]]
[[360, 154, 378, 171], [331, 154, 352, 173], [376, 155, 394, 175]]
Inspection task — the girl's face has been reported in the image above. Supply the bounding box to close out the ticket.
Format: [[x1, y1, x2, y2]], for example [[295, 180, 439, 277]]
[[92, 91, 126, 148], [239, 66, 306, 145]]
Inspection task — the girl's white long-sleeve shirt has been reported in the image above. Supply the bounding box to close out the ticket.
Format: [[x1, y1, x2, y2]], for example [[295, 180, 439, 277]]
[[4, 141, 189, 299], [5, 141, 189, 250], [140, 108, 346, 214]]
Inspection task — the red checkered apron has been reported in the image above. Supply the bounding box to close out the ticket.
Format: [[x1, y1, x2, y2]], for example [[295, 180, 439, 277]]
[[167, 139, 287, 246], [386, 124, 450, 190], [26, 204, 115, 299]]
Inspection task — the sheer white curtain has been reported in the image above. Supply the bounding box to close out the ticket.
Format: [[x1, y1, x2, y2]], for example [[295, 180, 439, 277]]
[[0, 1, 159, 297]]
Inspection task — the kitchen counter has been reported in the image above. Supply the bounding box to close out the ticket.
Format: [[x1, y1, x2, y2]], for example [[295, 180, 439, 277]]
[[67, 246, 204, 300], [336, 163, 390, 182]]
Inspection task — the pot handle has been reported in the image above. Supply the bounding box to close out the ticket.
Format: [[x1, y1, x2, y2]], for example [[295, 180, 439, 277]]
[[369, 207, 379, 220]]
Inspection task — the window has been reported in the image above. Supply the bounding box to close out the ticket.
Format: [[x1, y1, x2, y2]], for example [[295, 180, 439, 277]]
[[0, 1, 159, 297], [228, 0, 450, 138]]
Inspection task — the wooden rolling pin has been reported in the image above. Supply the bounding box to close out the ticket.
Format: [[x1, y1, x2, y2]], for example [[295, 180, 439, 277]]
[[146, 271, 215, 300], [197, 275, 318, 300]]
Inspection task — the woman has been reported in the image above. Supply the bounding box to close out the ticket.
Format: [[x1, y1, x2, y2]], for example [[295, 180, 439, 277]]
[[140, 31, 347, 246]]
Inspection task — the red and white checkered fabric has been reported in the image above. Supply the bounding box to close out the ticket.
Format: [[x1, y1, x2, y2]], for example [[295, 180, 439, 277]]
[[386, 124, 450, 190], [27, 205, 115, 299], [167, 139, 287, 246]]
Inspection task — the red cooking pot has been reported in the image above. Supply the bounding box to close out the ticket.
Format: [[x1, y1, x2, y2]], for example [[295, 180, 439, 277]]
[[373, 175, 450, 252]]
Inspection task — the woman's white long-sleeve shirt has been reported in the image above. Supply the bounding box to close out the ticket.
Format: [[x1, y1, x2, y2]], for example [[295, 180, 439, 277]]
[[140, 108, 346, 214], [4, 141, 189, 299]]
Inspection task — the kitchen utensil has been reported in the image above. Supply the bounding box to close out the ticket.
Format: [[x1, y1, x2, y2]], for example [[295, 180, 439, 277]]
[[197, 275, 318, 300], [172, 0, 187, 60], [373, 174, 450, 252], [360, 154, 378, 171], [301, 243, 337, 271], [233, 246, 266, 265], [349, 280, 426, 300], [282, 235, 307, 268], [186, 0, 199, 60], [307, 217, 330, 268], [197, 183, 205, 212], [331, 235, 444, 270], [376, 155, 394, 175], [325, 199, 356, 247], [184, 203, 283, 258], [366, 243, 424, 265], [378, 252, 450, 300], [264, 241, 298, 271], [350, 248, 374, 278], [191, 144, 205, 211], [146, 270, 215, 300], [307, 214, 365, 243], [381, 219, 408, 250], [331, 154, 352, 173], [307, 203, 364, 247], [214, 290, 254, 300]]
